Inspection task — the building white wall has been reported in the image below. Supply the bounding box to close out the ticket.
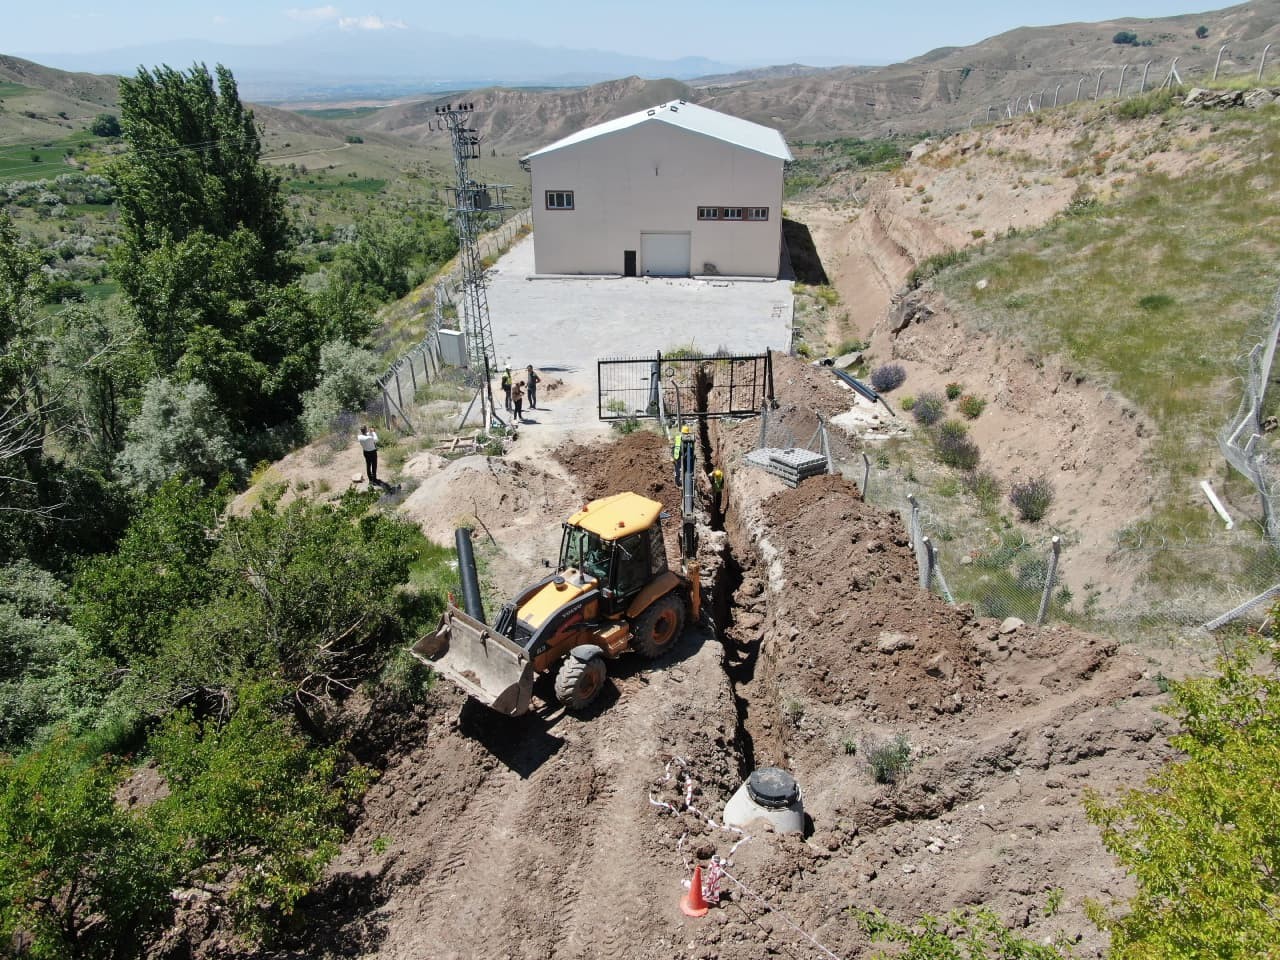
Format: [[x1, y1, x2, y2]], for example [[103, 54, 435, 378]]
[[528, 121, 785, 278]]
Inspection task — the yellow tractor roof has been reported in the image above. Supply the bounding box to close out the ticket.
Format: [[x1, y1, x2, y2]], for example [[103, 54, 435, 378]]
[[569, 492, 664, 541]]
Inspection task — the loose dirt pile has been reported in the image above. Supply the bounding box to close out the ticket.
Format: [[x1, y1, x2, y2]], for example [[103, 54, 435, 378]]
[[240, 399, 1173, 960]]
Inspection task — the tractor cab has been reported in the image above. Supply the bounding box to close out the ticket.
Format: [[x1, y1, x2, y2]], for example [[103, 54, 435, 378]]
[[560, 493, 670, 616]]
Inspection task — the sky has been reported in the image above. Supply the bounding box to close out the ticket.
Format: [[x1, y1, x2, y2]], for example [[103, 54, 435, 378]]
[[8, 0, 1221, 65]]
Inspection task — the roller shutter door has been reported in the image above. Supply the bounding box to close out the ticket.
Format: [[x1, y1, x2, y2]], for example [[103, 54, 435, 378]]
[[640, 232, 691, 277]]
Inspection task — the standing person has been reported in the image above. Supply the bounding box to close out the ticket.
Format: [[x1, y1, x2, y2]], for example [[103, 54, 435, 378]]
[[526, 364, 541, 410], [512, 380, 525, 422], [357, 425, 379, 485], [500, 367, 512, 412]]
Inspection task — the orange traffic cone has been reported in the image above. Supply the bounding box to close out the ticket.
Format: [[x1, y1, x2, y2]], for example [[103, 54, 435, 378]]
[[681, 863, 710, 917]]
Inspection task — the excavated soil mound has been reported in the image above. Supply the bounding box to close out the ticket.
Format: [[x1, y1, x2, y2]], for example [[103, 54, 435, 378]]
[[555, 430, 681, 517]]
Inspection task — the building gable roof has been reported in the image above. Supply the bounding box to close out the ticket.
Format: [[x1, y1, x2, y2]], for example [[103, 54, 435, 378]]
[[522, 101, 793, 163]]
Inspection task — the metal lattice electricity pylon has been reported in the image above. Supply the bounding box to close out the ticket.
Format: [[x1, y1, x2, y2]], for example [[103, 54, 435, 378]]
[[432, 102, 510, 376]]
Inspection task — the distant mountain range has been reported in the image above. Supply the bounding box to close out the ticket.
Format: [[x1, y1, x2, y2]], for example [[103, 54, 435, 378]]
[[7, 0, 1280, 150], [15, 30, 747, 100]]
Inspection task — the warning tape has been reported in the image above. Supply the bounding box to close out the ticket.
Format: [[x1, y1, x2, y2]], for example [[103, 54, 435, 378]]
[[648, 756, 847, 960], [646, 756, 752, 866]]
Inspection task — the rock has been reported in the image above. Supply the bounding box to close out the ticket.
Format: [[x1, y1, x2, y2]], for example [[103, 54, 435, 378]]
[[902, 863, 916, 874], [877, 631, 915, 653], [1182, 87, 1212, 107], [925, 653, 955, 680], [975, 278, 988, 290], [999, 617, 1025, 635], [1245, 89, 1277, 109]]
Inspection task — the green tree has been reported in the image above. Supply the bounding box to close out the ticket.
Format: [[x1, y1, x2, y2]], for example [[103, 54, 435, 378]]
[[1196, 25, 1209, 39], [1084, 632, 1280, 958], [150, 681, 367, 934], [73, 478, 228, 666], [0, 561, 82, 750], [0, 734, 175, 958], [1113, 30, 1139, 45], [110, 64, 335, 430], [89, 113, 121, 137], [301, 340, 380, 439], [0, 210, 50, 491], [115, 377, 244, 493]]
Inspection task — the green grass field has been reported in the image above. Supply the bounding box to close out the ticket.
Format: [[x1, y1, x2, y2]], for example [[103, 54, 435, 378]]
[[0, 82, 34, 97], [0, 131, 99, 181], [294, 106, 383, 120], [287, 175, 387, 195]]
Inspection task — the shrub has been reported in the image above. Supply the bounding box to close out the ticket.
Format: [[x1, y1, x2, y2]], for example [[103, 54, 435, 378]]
[[89, 113, 121, 137], [1010, 475, 1054, 522], [1113, 30, 1138, 45], [1196, 24, 1209, 39], [865, 734, 912, 784], [935, 420, 980, 470], [945, 382, 963, 400], [870, 363, 907, 393], [899, 395, 916, 411], [911, 391, 945, 426], [963, 468, 1002, 506], [115, 379, 244, 493], [301, 340, 380, 440], [958, 394, 987, 419]]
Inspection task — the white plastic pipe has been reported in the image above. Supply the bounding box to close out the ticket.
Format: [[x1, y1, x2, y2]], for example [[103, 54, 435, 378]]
[[1200, 479, 1235, 530]]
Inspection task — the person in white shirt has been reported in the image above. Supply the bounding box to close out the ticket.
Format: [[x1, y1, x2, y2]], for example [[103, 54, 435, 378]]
[[357, 425, 379, 484]]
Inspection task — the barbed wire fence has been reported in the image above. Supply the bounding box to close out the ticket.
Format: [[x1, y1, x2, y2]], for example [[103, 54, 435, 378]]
[[373, 209, 531, 431], [974, 40, 1278, 126]]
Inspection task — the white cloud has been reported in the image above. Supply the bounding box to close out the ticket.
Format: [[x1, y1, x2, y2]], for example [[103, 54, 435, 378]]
[[287, 5, 341, 21], [338, 15, 408, 31]]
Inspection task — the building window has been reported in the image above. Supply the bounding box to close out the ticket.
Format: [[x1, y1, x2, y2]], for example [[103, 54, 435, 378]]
[[747, 207, 769, 221], [545, 190, 574, 210], [723, 207, 743, 221], [697, 206, 720, 220]]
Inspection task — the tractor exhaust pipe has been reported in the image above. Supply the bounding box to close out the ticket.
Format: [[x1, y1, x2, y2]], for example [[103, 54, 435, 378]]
[[455, 527, 486, 624]]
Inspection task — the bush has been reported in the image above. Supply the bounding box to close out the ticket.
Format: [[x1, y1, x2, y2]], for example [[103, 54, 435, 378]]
[[301, 340, 380, 440], [899, 395, 916, 411], [89, 113, 121, 137], [1010, 475, 1054, 522], [870, 363, 907, 393], [865, 734, 912, 784], [934, 420, 980, 470], [945, 382, 962, 400], [1113, 30, 1138, 45], [1196, 24, 1209, 39], [963, 468, 1002, 506], [115, 378, 245, 494], [958, 394, 987, 419], [911, 391, 945, 426]]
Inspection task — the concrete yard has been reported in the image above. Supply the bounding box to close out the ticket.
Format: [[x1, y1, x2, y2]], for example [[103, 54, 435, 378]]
[[487, 235, 794, 378]]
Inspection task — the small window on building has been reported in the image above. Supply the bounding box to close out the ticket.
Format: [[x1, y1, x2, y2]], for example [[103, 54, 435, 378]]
[[697, 206, 720, 220], [545, 190, 574, 210], [723, 207, 743, 221], [747, 207, 769, 221]]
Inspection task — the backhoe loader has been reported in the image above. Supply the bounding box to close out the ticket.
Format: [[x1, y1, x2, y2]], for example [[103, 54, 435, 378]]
[[411, 491, 701, 716]]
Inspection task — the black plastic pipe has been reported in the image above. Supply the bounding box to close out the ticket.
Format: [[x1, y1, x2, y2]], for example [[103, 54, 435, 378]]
[[455, 527, 486, 624]]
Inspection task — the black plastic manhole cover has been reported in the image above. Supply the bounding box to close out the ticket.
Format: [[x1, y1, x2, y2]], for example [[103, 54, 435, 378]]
[[746, 767, 798, 809]]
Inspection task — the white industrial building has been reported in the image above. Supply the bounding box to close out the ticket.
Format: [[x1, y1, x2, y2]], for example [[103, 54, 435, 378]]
[[521, 101, 792, 279]]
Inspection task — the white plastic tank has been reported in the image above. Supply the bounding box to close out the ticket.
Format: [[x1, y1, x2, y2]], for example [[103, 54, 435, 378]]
[[723, 767, 804, 834]]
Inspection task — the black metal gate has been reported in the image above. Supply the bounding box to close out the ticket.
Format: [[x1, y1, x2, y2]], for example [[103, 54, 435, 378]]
[[597, 351, 774, 421]]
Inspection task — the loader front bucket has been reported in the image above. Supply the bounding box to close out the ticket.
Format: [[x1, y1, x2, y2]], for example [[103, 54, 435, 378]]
[[411, 605, 536, 716]]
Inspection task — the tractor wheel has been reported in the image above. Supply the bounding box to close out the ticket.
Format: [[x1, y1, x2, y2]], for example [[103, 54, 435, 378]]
[[555, 654, 607, 710], [632, 593, 687, 659]]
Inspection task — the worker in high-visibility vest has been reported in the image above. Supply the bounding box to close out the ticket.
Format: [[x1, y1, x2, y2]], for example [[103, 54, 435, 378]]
[[710, 466, 725, 511], [672, 424, 690, 485]]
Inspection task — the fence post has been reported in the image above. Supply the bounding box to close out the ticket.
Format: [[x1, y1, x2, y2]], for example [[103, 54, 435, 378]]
[[408, 352, 418, 393], [1094, 70, 1105, 99], [1140, 59, 1152, 92], [381, 384, 392, 430], [819, 417, 835, 475], [932, 542, 955, 604], [920, 535, 934, 590], [1117, 64, 1128, 96], [394, 368, 404, 417], [1260, 43, 1272, 82], [861, 452, 871, 501], [1036, 536, 1062, 626], [758, 402, 769, 449], [1213, 45, 1227, 81], [1076, 77, 1085, 101], [907, 493, 920, 549], [1053, 82, 1062, 107]]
